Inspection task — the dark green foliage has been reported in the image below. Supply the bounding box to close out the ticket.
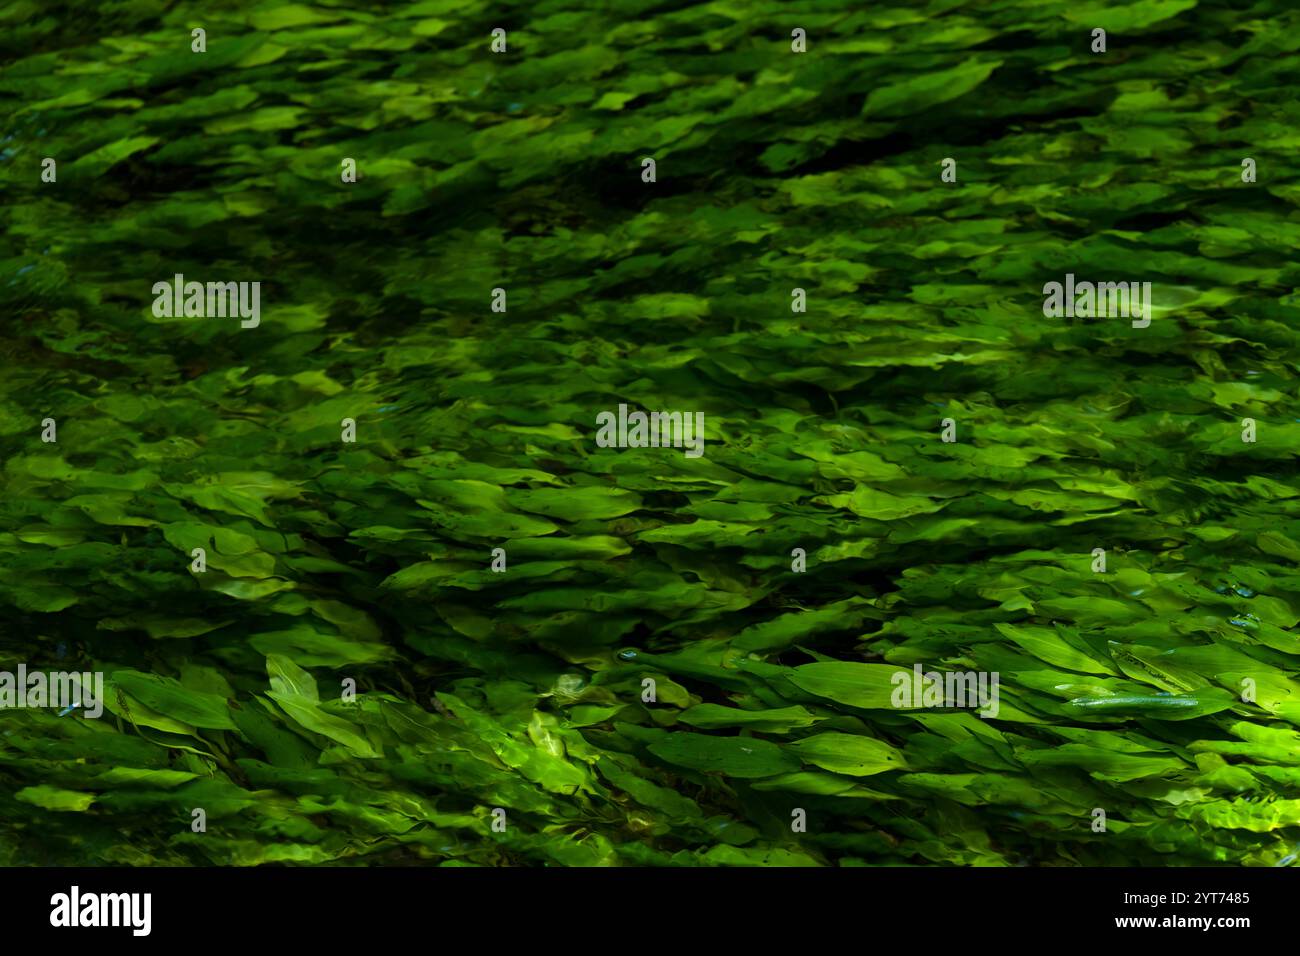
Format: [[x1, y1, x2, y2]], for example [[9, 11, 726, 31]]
[[1, 0, 1299, 866]]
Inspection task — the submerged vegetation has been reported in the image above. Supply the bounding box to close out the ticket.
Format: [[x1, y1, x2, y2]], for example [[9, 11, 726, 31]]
[[1, 0, 1300, 866]]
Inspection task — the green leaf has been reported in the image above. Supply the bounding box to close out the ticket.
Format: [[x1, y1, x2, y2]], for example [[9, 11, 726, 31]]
[[787, 732, 909, 776], [787, 662, 912, 710], [678, 704, 821, 733], [111, 671, 238, 730], [15, 786, 97, 811], [647, 732, 799, 778], [863, 59, 1002, 117]]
